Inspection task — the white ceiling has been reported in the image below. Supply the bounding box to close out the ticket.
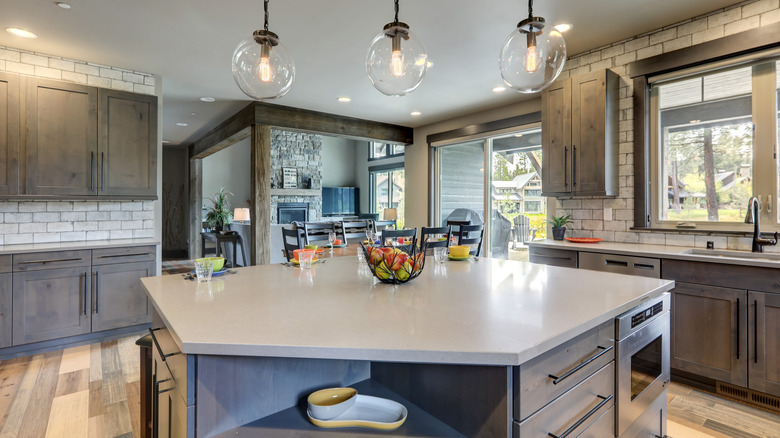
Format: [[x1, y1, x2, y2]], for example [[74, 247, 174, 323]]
[[1, 0, 744, 146]]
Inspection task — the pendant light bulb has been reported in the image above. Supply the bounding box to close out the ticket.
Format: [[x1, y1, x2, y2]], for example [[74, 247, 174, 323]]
[[366, 0, 427, 96], [231, 0, 295, 100], [499, 0, 566, 93]]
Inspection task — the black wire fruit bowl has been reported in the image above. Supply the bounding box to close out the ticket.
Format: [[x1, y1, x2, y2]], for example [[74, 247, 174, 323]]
[[359, 242, 427, 284]]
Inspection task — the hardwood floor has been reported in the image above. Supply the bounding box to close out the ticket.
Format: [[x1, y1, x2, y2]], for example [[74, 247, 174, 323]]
[[1, 333, 778, 437]]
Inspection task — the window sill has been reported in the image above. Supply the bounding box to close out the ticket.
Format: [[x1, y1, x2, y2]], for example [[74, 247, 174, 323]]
[[630, 227, 777, 238]]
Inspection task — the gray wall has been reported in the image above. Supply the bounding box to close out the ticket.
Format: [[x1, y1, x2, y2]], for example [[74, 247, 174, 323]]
[[202, 138, 251, 212], [321, 136, 357, 187], [162, 146, 189, 255]]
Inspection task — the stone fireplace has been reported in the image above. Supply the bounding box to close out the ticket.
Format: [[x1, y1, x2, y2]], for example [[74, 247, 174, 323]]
[[277, 202, 308, 224]]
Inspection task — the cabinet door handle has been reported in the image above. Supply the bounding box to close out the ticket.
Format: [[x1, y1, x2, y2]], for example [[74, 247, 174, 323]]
[[100, 152, 105, 191], [572, 144, 577, 188], [548, 345, 613, 385], [19, 258, 82, 265], [547, 394, 612, 438], [564, 147, 568, 188], [754, 299, 758, 364], [90, 152, 94, 193], [605, 259, 628, 267], [83, 272, 88, 316], [149, 328, 177, 361], [736, 298, 740, 360], [94, 272, 99, 314], [633, 263, 656, 270], [98, 253, 150, 259]]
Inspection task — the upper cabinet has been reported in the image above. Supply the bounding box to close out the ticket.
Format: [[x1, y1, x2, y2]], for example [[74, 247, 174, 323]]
[[541, 69, 618, 197], [18, 75, 158, 200], [0, 72, 20, 196], [98, 90, 157, 197]]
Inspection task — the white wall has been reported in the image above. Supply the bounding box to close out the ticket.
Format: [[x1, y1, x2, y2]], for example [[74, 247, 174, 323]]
[[321, 136, 357, 187], [202, 138, 251, 212]]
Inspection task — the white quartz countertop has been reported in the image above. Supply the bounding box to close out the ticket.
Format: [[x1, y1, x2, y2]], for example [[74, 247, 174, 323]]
[[527, 239, 780, 268], [0, 238, 158, 255], [142, 256, 673, 366]]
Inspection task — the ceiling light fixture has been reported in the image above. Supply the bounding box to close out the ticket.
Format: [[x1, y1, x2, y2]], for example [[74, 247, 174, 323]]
[[410, 111, 421, 116], [6, 28, 38, 39], [199, 97, 215, 102], [337, 97, 351, 103], [499, 0, 566, 93], [554, 23, 572, 32], [492, 86, 506, 93], [366, 0, 427, 96], [162, 140, 171, 144], [232, 0, 295, 100], [56, 2, 71, 9], [176, 122, 188, 127]]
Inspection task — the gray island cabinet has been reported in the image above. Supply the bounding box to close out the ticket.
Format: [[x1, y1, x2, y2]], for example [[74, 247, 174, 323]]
[[142, 256, 673, 438]]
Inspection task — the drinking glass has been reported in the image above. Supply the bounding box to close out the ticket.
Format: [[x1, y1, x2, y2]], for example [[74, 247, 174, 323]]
[[365, 229, 373, 243], [328, 232, 337, 253], [299, 249, 315, 269], [434, 247, 447, 264], [194, 259, 214, 282]]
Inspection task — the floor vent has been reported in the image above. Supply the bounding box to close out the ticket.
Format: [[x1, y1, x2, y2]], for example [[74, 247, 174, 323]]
[[716, 382, 780, 413]]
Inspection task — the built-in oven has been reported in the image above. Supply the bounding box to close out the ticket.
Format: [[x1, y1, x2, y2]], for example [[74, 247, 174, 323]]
[[615, 293, 670, 437]]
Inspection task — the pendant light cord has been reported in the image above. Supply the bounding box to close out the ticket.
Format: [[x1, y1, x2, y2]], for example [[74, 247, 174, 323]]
[[264, 0, 269, 31], [394, 0, 399, 22], [528, 0, 533, 19]]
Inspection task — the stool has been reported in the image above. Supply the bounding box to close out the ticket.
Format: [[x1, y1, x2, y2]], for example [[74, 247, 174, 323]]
[[136, 334, 153, 438]]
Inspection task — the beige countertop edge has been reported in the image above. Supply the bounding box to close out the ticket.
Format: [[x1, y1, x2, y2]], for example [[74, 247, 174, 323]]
[[527, 240, 780, 268], [0, 238, 159, 255]]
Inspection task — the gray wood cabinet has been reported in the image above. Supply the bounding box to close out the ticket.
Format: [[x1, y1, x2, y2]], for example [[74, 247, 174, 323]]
[[98, 89, 158, 197], [92, 261, 154, 332], [749, 291, 780, 397], [669, 282, 747, 386], [0, 273, 11, 348], [24, 77, 98, 196], [0, 72, 20, 196], [541, 69, 618, 197], [12, 266, 92, 345]]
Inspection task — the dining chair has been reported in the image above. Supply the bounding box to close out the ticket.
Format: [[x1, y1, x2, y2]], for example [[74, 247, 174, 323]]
[[420, 226, 451, 249], [381, 228, 417, 252], [302, 222, 337, 245], [340, 220, 369, 244], [454, 224, 484, 256], [281, 227, 305, 261]]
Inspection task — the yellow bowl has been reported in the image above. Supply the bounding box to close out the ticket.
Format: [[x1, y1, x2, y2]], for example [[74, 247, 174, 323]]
[[307, 387, 358, 420], [196, 257, 224, 272], [449, 245, 470, 258]]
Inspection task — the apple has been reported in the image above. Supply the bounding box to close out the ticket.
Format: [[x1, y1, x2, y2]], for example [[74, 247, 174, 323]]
[[375, 261, 393, 280], [367, 247, 384, 265], [385, 251, 408, 271], [395, 262, 412, 281], [411, 253, 425, 271]]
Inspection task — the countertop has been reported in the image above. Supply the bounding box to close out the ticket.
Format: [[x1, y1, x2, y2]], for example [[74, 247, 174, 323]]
[[0, 238, 158, 255], [141, 256, 673, 366], [527, 239, 780, 268]]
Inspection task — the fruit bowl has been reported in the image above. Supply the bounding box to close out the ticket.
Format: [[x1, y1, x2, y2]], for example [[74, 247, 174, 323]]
[[359, 242, 426, 284]]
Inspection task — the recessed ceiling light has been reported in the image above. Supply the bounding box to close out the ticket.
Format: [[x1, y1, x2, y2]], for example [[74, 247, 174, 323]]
[[199, 97, 215, 102], [162, 140, 171, 144], [6, 28, 38, 39], [56, 2, 71, 9], [410, 111, 422, 116], [337, 97, 351, 103], [492, 86, 506, 93], [190, 112, 197, 116], [514, 133, 523, 137], [554, 23, 573, 32], [176, 122, 188, 127]]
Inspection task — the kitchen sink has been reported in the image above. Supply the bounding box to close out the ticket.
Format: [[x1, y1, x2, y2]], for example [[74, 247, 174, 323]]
[[682, 248, 780, 261]]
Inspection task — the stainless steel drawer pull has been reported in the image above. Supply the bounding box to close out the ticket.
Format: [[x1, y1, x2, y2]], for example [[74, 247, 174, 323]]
[[547, 394, 612, 438], [19, 258, 82, 265], [533, 255, 572, 261], [99, 253, 150, 259], [633, 263, 655, 270], [149, 328, 177, 362], [604, 259, 628, 267], [548, 345, 613, 385]]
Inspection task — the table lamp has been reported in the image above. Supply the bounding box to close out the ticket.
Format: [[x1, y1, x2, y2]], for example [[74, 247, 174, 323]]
[[383, 208, 397, 221], [233, 208, 250, 223]]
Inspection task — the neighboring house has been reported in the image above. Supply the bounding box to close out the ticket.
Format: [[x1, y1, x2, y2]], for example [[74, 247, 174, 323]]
[[491, 172, 545, 214], [375, 173, 403, 209]]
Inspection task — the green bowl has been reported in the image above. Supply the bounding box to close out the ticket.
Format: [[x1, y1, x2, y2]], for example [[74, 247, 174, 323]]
[[196, 257, 225, 272], [304, 244, 318, 250]]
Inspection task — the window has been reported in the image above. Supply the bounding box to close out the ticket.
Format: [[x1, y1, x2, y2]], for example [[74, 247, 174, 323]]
[[370, 166, 404, 228], [649, 60, 779, 230], [370, 142, 405, 160]]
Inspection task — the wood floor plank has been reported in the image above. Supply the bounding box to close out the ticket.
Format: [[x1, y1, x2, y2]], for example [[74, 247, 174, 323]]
[[0, 356, 32, 430], [118, 337, 140, 384], [101, 340, 127, 405], [58, 344, 91, 375], [103, 400, 133, 437], [668, 419, 727, 438], [45, 389, 88, 438], [87, 414, 104, 438], [54, 368, 89, 397], [126, 380, 141, 438], [16, 350, 62, 438], [89, 342, 103, 383], [88, 380, 103, 418], [0, 354, 43, 438]]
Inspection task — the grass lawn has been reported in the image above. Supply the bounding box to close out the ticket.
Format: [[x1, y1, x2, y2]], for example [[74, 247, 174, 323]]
[[667, 208, 745, 222]]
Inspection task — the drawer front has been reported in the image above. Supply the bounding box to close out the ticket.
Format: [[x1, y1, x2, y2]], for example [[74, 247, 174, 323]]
[[92, 245, 156, 265], [576, 405, 614, 438], [515, 362, 615, 438], [529, 247, 578, 268], [663, 259, 780, 294], [579, 252, 660, 279], [13, 250, 90, 271], [149, 327, 195, 406], [515, 319, 614, 420], [0, 255, 11, 274]]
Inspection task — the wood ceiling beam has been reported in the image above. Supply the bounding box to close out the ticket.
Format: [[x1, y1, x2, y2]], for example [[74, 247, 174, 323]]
[[191, 104, 254, 159]]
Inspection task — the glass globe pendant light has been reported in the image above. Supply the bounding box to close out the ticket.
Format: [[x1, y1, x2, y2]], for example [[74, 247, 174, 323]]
[[232, 0, 295, 100], [499, 0, 566, 93], [366, 0, 428, 96]]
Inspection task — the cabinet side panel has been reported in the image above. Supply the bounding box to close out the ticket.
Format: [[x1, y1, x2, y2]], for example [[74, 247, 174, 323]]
[[0, 273, 11, 348], [0, 72, 19, 195], [541, 80, 571, 195], [571, 72, 607, 194]]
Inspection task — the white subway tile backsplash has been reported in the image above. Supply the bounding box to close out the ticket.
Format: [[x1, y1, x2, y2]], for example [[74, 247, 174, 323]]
[[5, 61, 35, 75], [7, 234, 33, 245], [0, 49, 20, 62], [133, 229, 154, 238], [47, 201, 74, 212], [87, 231, 110, 240], [99, 202, 122, 211], [61, 212, 86, 222], [34, 66, 61, 79], [87, 211, 110, 221], [74, 63, 100, 76], [74, 221, 99, 231], [743, 0, 779, 17], [99, 67, 123, 80], [33, 233, 60, 243], [0, 224, 18, 234], [33, 212, 60, 222], [21, 53, 48, 67], [99, 221, 123, 231], [665, 234, 696, 247], [133, 211, 154, 220], [639, 233, 667, 245], [61, 232, 87, 242], [122, 220, 143, 230], [74, 202, 98, 212], [20, 223, 47, 233], [87, 75, 111, 88], [48, 222, 74, 233], [5, 213, 32, 223], [110, 230, 133, 239], [18, 202, 45, 212], [694, 235, 728, 249], [110, 211, 132, 221]]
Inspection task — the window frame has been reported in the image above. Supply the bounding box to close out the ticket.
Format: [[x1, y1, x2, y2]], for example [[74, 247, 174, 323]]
[[369, 162, 404, 218], [369, 142, 405, 161]]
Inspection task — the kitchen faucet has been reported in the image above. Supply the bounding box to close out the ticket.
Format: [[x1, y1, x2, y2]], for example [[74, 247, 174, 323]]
[[744, 196, 778, 253]]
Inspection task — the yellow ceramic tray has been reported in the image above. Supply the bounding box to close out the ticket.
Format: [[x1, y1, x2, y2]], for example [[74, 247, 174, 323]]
[[307, 395, 407, 430], [290, 258, 319, 265], [447, 254, 472, 261]]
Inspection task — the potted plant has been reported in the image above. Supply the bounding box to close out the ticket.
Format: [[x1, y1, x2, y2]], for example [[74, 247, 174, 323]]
[[205, 188, 234, 232], [548, 214, 572, 241]]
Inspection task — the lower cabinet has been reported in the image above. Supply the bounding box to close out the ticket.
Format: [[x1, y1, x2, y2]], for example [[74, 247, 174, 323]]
[[0, 273, 13, 348], [151, 328, 195, 438], [92, 261, 154, 332], [670, 282, 747, 387], [749, 291, 780, 397], [12, 267, 92, 345]]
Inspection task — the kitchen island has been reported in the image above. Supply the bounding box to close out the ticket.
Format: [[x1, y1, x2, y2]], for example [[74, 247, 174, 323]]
[[141, 256, 674, 437]]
